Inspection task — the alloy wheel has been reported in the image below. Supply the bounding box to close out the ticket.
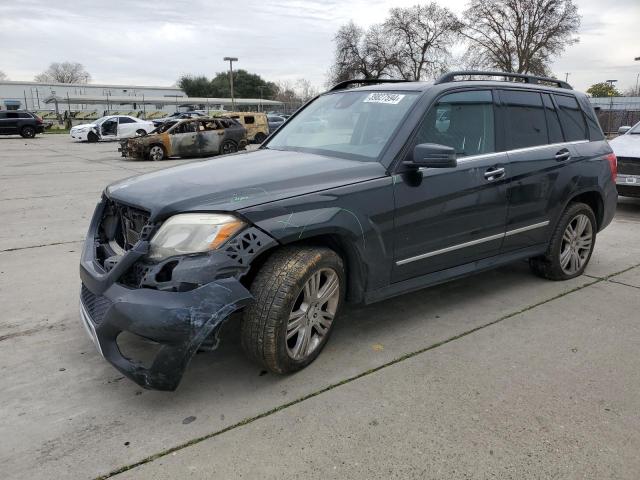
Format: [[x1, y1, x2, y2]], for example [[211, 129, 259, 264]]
[[559, 213, 593, 275], [149, 145, 164, 161], [286, 268, 340, 361]]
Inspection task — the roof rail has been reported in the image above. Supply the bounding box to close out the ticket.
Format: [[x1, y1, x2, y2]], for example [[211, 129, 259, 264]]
[[329, 78, 410, 91], [435, 71, 572, 90]]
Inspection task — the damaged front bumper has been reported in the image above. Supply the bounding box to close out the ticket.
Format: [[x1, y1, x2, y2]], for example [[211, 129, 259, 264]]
[[79, 197, 274, 390]]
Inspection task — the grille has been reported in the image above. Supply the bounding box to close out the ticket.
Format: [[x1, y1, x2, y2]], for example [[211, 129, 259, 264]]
[[100, 200, 150, 251], [80, 285, 113, 325], [617, 157, 640, 176]]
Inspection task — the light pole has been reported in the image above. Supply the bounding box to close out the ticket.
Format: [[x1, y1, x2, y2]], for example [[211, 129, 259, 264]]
[[635, 57, 640, 96], [223, 56, 238, 111], [606, 79, 618, 136], [564, 72, 570, 83], [258, 85, 266, 112]]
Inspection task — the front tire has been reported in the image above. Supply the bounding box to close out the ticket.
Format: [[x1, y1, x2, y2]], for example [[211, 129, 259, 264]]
[[20, 126, 36, 138], [220, 140, 238, 155], [148, 145, 165, 161], [87, 131, 98, 143], [529, 202, 597, 280], [241, 246, 345, 374], [253, 132, 267, 144]]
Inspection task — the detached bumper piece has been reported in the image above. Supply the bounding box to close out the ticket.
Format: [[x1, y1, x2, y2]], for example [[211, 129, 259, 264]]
[[79, 278, 252, 390], [79, 196, 275, 390]]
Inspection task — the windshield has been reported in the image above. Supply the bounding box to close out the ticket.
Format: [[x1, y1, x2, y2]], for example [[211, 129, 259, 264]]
[[266, 90, 419, 161], [629, 121, 640, 134], [94, 116, 111, 125]]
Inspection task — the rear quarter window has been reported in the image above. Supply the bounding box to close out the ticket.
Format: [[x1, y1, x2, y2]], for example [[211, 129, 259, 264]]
[[554, 94, 588, 141]]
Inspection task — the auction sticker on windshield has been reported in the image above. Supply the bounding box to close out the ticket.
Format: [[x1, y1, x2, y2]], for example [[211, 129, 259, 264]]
[[364, 93, 406, 105]]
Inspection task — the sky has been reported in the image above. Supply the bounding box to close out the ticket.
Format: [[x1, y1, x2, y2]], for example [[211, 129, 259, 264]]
[[0, 0, 638, 93]]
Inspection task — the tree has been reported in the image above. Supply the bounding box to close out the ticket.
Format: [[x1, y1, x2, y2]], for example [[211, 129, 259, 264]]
[[384, 4, 461, 81], [178, 75, 214, 97], [462, 0, 580, 76], [0, 71, 7, 81], [587, 82, 621, 98], [34, 62, 91, 83], [329, 21, 399, 84]]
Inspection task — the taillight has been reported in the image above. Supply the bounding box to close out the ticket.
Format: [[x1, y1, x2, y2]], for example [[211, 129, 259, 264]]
[[35, 116, 43, 124], [606, 153, 617, 182]]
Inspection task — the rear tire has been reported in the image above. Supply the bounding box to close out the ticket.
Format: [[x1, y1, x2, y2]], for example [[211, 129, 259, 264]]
[[241, 246, 345, 374], [20, 126, 36, 138], [135, 129, 147, 136], [253, 132, 267, 144], [529, 202, 597, 280]]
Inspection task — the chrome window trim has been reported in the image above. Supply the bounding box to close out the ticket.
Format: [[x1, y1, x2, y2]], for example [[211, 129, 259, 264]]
[[417, 139, 591, 169], [396, 220, 550, 266]]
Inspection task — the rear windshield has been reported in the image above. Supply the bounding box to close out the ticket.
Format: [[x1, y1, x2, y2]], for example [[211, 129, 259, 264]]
[[266, 90, 419, 161]]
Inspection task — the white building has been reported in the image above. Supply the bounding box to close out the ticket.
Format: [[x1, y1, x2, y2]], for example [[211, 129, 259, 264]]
[[0, 80, 185, 112], [0, 80, 282, 119]]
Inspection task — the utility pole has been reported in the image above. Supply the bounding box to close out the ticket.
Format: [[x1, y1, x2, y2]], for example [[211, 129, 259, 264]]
[[224, 57, 238, 111], [564, 72, 570, 83], [635, 57, 640, 96]]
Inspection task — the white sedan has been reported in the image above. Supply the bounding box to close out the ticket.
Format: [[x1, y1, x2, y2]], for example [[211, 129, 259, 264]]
[[609, 121, 640, 198], [70, 115, 155, 142]]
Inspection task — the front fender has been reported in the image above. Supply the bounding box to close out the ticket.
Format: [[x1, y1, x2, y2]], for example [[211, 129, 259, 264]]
[[238, 177, 396, 296]]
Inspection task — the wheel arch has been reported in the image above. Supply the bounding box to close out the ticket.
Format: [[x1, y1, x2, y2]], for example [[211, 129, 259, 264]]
[[563, 189, 605, 230], [240, 232, 366, 304]]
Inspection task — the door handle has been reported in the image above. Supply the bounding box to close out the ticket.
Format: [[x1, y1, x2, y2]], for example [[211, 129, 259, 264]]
[[484, 167, 505, 181], [555, 148, 571, 161]]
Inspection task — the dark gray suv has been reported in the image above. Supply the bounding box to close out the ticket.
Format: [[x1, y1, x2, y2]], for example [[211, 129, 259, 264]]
[[0, 110, 45, 138], [79, 71, 617, 390]]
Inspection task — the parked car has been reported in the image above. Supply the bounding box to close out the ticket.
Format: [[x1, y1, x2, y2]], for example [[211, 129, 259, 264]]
[[226, 112, 269, 143], [80, 71, 617, 390], [151, 111, 207, 127], [267, 114, 286, 133], [0, 110, 45, 138], [70, 115, 154, 142], [119, 117, 247, 161], [609, 121, 640, 197]]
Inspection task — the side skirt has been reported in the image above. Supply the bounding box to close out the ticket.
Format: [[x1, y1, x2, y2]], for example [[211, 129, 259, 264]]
[[363, 244, 547, 305]]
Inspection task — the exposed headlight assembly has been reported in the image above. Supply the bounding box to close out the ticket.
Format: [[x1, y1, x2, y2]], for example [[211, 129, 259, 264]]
[[148, 213, 245, 261]]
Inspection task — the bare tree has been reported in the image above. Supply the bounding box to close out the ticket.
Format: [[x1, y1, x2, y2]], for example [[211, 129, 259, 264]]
[[0, 70, 7, 81], [34, 62, 91, 83], [295, 79, 319, 102], [384, 4, 461, 81], [329, 21, 398, 84], [462, 0, 580, 76]]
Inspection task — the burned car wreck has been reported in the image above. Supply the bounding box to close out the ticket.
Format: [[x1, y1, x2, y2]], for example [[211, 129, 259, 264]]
[[119, 117, 247, 161]]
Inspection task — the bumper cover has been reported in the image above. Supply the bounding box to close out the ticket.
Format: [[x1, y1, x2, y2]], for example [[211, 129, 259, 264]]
[[78, 198, 265, 390], [79, 276, 252, 390]]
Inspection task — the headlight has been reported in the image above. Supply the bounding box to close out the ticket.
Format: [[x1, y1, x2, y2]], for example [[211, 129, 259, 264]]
[[148, 213, 245, 261]]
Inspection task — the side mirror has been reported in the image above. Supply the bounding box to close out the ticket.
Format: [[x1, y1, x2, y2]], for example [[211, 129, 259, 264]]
[[404, 143, 457, 169], [618, 126, 632, 135]]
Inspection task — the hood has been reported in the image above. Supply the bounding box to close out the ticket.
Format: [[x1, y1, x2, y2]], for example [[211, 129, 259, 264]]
[[609, 134, 640, 158], [106, 148, 386, 219], [72, 122, 97, 130]]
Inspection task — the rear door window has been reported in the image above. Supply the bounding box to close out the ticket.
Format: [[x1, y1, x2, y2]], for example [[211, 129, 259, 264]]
[[414, 90, 495, 157], [553, 94, 588, 141], [119, 116, 135, 124], [501, 90, 548, 149]]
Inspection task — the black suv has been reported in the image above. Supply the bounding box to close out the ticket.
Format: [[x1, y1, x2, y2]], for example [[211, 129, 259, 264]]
[[0, 110, 45, 138], [79, 71, 617, 390]]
